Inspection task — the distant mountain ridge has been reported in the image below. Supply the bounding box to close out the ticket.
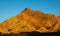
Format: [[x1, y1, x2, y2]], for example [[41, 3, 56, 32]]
[[0, 8, 60, 34]]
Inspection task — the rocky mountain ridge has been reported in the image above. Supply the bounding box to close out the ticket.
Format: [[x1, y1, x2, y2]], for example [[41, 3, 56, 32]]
[[0, 8, 60, 34]]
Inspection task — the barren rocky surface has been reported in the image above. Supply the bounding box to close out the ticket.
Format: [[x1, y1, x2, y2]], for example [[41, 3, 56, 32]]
[[0, 8, 60, 34]]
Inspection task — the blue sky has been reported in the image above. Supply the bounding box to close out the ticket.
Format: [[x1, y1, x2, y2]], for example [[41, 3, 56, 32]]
[[0, 0, 60, 22]]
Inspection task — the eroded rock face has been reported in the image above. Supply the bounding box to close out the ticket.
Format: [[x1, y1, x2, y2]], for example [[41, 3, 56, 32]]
[[0, 8, 60, 34]]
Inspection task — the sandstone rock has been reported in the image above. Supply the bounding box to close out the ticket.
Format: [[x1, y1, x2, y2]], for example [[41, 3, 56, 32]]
[[0, 8, 60, 34]]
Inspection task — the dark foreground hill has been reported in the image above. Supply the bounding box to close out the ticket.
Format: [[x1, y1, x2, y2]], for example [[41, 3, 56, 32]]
[[0, 31, 60, 36]]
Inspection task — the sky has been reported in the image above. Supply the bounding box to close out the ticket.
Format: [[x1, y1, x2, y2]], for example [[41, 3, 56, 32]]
[[0, 0, 60, 22]]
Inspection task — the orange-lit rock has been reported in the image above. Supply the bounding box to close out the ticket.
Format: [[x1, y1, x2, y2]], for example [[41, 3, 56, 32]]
[[0, 8, 60, 34]]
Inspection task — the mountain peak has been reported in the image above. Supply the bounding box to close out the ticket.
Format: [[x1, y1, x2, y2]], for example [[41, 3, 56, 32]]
[[23, 8, 31, 12]]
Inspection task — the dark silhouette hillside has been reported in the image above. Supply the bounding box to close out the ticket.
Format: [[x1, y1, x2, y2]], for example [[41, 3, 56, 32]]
[[0, 31, 60, 36]]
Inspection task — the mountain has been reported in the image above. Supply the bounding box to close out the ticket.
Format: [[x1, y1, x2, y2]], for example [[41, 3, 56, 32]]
[[0, 8, 60, 34]]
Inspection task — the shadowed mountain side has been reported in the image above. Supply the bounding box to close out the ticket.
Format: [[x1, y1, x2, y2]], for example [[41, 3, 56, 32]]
[[0, 31, 60, 36]]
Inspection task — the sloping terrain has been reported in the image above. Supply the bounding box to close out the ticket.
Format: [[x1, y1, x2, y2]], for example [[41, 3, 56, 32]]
[[0, 8, 60, 34]]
